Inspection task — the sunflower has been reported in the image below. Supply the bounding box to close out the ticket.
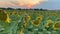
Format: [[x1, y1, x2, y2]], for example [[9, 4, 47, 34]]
[[23, 21, 28, 28], [20, 28, 24, 34], [31, 15, 43, 26], [53, 21, 60, 30], [25, 15, 31, 22], [31, 20, 40, 26], [36, 15, 43, 21], [45, 20, 54, 28], [23, 15, 30, 28], [12, 12, 17, 15], [0, 10, 11, 23], [5, 14, 11, 23]]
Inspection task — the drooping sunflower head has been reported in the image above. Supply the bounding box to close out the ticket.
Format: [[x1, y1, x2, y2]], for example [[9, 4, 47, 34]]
[[25, 14, 31, 21], [23, 21, 28, 28], [36, 15, 43, 21], [45, 20, 54, 28], [31, 15, 43, 27], [31, 20, 40, 26], [27, 15, 31, 20], [53, 21, 60, 30], [0, 10, 11, 23]]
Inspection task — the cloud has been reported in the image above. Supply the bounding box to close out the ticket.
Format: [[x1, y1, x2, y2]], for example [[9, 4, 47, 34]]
[[0, 0, 48, 8]]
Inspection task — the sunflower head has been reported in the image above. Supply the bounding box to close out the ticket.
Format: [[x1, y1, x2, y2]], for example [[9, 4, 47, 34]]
[[31, 15, 43, 27], [45, 20, 53, 28], [25, 15, 31, 21], [27, 15, 30, 20], [5, 14, 11, 23], [12, 12, 17, 15], [31, 20, 40, 26], [23, 21, 28, 28], [36, 15, 43, 21], [53, 21, 60, 30], [0, 10, 11, 23]]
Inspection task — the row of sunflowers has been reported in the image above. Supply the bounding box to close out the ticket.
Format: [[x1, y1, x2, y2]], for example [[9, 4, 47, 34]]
[[0, 10, 60, 34]]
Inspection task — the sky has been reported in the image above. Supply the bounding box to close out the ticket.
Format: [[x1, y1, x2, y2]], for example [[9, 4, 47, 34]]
[[0, 0, 60, 10], [33, 0, 60, 10]]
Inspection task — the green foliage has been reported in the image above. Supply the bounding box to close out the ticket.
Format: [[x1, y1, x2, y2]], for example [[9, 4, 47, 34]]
[[0, 10, 60, 34]]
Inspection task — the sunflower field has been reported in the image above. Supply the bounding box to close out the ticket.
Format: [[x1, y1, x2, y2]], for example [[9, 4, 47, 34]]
[[0, 10, 60, 34]]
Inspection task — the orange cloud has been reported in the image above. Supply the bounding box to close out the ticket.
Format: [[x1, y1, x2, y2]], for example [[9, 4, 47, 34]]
[[0, 0, 48, 8]]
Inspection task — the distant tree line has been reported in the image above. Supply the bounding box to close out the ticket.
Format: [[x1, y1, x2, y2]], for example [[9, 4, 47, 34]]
[[0, 8, 14, 10], [0, 8, 48, 11]]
